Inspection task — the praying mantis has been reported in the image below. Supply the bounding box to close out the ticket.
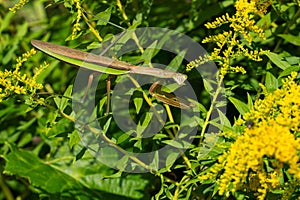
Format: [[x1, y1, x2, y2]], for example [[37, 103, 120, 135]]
[[31, 40, 193, 109]]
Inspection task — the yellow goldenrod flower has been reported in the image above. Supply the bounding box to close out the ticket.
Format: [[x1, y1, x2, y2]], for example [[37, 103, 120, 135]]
[[200, 73, 300, 198], [242, 72, 300, 132], [187, 0, 270, 77], [201, 121, 300, 199], [71, 0, 83, 40], [9, 0, 29, 13], [0, 49, 48, 102]]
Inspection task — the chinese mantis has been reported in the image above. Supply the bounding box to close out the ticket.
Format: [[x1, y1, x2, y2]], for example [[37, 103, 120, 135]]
[[31, 40, 193, 109]]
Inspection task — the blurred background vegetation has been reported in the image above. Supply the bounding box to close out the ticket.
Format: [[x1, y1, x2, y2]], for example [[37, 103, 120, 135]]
[[0, 0, 300, 199]]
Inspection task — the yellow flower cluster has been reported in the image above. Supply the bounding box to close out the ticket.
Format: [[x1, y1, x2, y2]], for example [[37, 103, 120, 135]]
[[186, 0, 270, 77], [9, 0, 29, 13], [236, 0, 271, 16], [71, 0, 83, 40], [241, 72, 300, 132], [0, 49, 48, 102], [217, 121, 300, 199], [200, 72, 300, 199]]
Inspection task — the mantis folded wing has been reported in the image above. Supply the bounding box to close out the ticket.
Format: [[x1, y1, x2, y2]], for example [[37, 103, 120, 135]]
[[31, 40, 191, 109]]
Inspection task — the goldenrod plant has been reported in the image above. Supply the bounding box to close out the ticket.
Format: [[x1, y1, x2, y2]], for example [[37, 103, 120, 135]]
[[0, 49, 47, 102], [0, 0, 300, 199]]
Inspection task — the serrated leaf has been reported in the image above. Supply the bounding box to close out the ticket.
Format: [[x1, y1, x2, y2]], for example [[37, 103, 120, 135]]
[[90, 174, 150, 199], [3, 149, 85, 194]]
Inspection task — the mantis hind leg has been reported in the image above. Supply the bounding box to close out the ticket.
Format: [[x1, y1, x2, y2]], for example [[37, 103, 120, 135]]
[[80, 73, 112, 115], [105, 75, 112, 115], [149, 81, 194, 109], [81, 72, 96, 103]]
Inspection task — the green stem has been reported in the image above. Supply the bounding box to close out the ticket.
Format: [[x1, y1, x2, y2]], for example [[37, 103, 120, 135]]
[[199, 75, 224, 145], [58, 106, 153, 171], [0, 173, 14, 200], [82, 13, 103, 42]]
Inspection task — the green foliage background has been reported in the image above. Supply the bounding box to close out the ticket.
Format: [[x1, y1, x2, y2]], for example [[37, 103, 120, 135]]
[[0, 0, 300, 199]]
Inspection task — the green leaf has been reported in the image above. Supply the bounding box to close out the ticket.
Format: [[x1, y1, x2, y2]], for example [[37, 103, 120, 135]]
[[278, 65, 300, 78], [166, 50, 186, 71], [131, 13, 143, 29], [247, 93, 253, 110], [163, 140, 183, 148], [153, 133, 168, 140], [69, 130, 81, 148], [265, 72, 278, 92], [47, 117, 72, 138], [278, 34, 300, 46], [85, 174, 151, 199], [75, 147, 87, 161], [285, 56, 300, 65], [228, 97, 249, 115], [102, 117, 112, 134], [264, 52, 290, 70], [3, 148, 85, 194], [149, 150, 159, 170], [140, 40, 158, 64], [54, 85, 72, 111], [0, 12, 14, 34], [133, 91, 143, 114], [16, 23, 28, 39], [217, 109, 231, 128], [203, 79, 214, 93], [116, 131, 132, 144], [165, 152, 178, 170], [116, 156, 129, 171], [136, 111, 153, 136], [96, 7, 112, 25], [163, 140, 191, 149]]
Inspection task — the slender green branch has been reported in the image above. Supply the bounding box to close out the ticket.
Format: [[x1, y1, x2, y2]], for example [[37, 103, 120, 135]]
[[57, 104, 152, 171], [0, 173, 14, 200], [199, 75, 224, 145]]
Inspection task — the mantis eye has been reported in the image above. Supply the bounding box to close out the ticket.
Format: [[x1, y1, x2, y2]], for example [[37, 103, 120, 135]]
[[246, 120, 254, 128]]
